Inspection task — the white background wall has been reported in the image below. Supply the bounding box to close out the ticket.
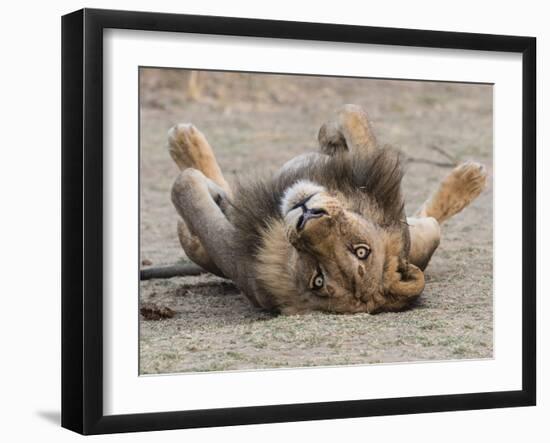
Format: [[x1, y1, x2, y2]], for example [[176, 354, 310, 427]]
[[0, 1, 545, 441]]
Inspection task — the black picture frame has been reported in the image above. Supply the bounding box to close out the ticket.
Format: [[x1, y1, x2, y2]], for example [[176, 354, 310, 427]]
[[61, 8, 536, 435]]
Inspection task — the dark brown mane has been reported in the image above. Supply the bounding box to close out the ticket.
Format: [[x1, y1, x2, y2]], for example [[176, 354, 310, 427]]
[[229, 148, 406, 260]]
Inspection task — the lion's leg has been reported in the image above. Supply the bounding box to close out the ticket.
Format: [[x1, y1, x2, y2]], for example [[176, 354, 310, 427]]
[[409, 161, 487, 270], [176, 220, 224, 276], [168, 124, 233, 275], [171, 169, 271, 309], [318, 104, 377, 156], [407, 217, 441, 271], [416, 161, 487, 224], [277, 105, 375, 178], [171, 169, 234, 277], [168, 123, 232, 196]]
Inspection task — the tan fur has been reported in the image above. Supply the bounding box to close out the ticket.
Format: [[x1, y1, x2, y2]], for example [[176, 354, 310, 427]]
[[318, 104, 377, 155], [176, 220, 224, 276], [168, 105, 487, 315], [255, 197, 425, 314], [407, 217, 440, 271], [417, 161, 487, 223], [168, 123, 232, 196], [168, 124, 233, 274]]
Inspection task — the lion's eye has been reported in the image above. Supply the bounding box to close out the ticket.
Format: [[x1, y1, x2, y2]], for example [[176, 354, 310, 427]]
[[311, 272, 324, 290], [354, 244, 371, 260]]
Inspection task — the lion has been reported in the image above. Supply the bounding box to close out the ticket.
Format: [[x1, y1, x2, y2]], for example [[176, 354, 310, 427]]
[[168, 105, 487, 315]]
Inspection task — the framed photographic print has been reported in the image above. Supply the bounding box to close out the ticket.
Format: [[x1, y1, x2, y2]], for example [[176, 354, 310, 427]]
[[61, 8, 536, 435]]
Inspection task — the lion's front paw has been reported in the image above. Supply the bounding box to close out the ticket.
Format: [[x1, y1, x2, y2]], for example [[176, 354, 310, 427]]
[[421, 161, 488, 223]]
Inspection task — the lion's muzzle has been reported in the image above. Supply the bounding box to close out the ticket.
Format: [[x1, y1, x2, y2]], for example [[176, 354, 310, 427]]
[[296, 207, 328, 231]]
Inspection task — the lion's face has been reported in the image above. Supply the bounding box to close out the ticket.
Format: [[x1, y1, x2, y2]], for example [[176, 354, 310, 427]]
[[282, 181, 387, 309], [255, 180, 425, 315]]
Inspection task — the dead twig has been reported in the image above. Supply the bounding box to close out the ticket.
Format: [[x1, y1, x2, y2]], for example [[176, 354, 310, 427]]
[[404, 157, 456, 168], [140, 263, 206, 280], [404, 144, 459, 168], [429, 144, 458, 165]]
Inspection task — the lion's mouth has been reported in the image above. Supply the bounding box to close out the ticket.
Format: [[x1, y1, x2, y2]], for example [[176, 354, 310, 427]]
[[296, 206, 328, 231], [290, 192, 328, 230]]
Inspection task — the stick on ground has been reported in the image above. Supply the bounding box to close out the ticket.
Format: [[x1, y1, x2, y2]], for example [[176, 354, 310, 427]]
[[404, 144, 459, 168], [140, 263, 206, 280]]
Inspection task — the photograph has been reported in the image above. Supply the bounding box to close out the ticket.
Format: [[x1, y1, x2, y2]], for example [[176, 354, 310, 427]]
[[0, 0, 544, 439], [138, 68, 493, 375]]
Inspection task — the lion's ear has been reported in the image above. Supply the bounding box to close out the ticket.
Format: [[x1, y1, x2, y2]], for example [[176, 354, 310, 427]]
[[368, 262, 425, 313]]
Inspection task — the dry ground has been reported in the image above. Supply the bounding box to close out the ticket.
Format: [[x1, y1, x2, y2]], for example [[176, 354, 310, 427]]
[[139, 70, 493, 374]]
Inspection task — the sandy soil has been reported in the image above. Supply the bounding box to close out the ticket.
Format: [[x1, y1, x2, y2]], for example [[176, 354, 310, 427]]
[[139, 69, 493, 374]]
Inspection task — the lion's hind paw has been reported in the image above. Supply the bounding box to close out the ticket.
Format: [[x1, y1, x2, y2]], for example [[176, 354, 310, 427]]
[[420, 161, 488, 223], [167, 123, 211, 171]]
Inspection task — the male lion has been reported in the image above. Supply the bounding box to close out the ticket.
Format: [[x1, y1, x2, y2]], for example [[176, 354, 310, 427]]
[[169, 105, 487, 315]]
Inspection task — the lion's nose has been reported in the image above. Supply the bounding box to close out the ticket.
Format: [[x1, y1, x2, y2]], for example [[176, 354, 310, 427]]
[[297, 207, 327, 231]]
